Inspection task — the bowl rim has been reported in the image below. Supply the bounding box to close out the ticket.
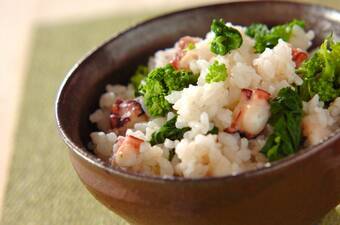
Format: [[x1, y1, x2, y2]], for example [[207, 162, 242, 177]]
[[55, 0, 340, 183]]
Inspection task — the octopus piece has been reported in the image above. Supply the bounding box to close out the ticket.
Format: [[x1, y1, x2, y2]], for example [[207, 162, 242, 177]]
[[225, 88, 271, 138], [110, 99, 148, 135], [113, 135, 144, 167], [291, 47, 308, 68], [170, 36, 201, 70]]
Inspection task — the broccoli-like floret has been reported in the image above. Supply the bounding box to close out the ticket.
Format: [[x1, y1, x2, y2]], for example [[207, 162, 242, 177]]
[[205, 61, 227, 83], [245, 23, 268, 38], [139, 64, 198, 116], [245, 19, 305, 53], [164, 70, 198, 91], [297, 35, 340, 102], [210, 19, 243, 55]]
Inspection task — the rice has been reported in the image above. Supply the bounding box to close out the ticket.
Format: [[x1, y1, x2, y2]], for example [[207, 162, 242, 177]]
[[90, 132, 117, 159], [175, 134, 232, 177], [88, 20, 339, 178], [166, 82, 229, 130], [289, 25, 314, 50], [111, 137, 174, 176], [302, 95, 335, 146], [253, 39, 303, 96], [230, 62, 261, 89]]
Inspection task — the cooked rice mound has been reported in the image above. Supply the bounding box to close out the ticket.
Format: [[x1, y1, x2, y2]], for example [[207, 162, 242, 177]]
[[89, 21, 339, 178]]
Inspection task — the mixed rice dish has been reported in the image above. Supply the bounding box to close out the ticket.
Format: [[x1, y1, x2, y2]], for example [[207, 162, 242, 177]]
[[89, 19, 340, 178]]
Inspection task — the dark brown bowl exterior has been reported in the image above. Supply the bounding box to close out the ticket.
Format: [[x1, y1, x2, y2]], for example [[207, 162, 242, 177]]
[[56, 1, 340, 225]]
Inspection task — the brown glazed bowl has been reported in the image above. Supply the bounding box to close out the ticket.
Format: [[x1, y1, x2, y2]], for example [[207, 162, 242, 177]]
[[56, 1, 340, 225]]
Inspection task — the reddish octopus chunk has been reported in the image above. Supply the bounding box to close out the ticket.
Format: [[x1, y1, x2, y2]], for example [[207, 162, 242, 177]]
[[113, 135, 144, 167], [291, 47, 308, 68], [170, 36, 200, 70], [225, 88, 271, 138], [116, 135, 144, 153], [110, 99, 148, 135]]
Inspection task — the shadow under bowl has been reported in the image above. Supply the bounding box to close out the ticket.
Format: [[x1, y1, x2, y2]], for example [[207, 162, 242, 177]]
[[56, 1, 340, 225]]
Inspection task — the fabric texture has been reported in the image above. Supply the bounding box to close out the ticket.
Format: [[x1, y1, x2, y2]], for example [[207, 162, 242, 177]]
[[0, 13, 154, 225]]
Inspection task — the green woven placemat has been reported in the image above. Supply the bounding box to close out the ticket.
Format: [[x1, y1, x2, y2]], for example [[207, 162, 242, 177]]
[[1, 3, 340, 225], [0, 12, 157, 225]]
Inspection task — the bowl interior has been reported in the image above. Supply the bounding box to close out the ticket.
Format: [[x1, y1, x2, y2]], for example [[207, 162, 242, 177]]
[[56, 1, 340, 178]]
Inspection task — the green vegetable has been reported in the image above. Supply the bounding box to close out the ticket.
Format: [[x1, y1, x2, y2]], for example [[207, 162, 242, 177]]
[[150, 116, 190, 146], [168, 149, 176, 161], [164, 69, 198, 91], [185, 42, 195, 51], [130, 65, 148, 90], [245, 19, 305, 53], [297, 35, 340, 102], [207, 126, 219, 135], [245, 23, 268, 39], [210, 18, 243, 55], [205, 61, 227, 83], [261, 87, 303, 161], [139, 64, 198, 116]]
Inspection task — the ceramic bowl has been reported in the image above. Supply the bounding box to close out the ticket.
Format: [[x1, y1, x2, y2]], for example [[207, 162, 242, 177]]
[[56, 1, 340, 225]]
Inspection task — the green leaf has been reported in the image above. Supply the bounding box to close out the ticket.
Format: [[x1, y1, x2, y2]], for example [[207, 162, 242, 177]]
[[245, 23, 268, 38], [245, 19, 305, 53], [130, 65, 148, 89], [185, 42, 195, 51], [139, 64, 198, 116], [210, 18, 243, 55], [164, 69, 198, 91], [205, 61, 227, 83], [297, 35, 340, 102], [207, 126, 219, 135], [261, 87, 303, 161], [168, 149, 176, 161], [150, 116, 190, 146]]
